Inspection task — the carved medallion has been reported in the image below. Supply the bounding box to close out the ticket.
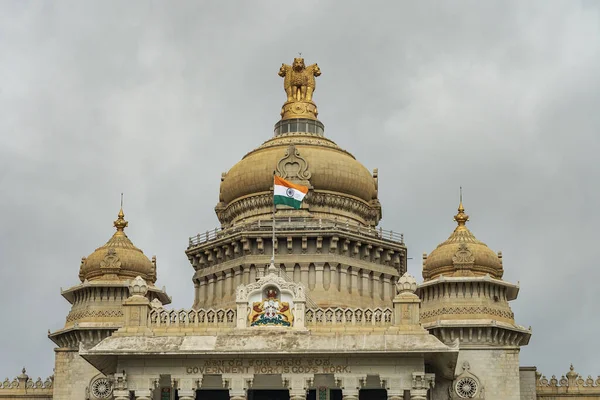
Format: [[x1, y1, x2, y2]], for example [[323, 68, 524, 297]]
[[452, 243, 475, 265], [99, 248, 121, 269], [276, 145, 311, 181]]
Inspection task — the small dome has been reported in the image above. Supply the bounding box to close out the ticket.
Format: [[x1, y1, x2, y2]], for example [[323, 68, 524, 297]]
[[79, 209, 156, 283], [423, 201, 503, 281]]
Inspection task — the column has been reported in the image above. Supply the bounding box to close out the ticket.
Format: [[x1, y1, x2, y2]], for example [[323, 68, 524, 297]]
[[134, 390, 153, 400], [198, 278, 207, 307], [228, 377, 247, 400], [410, 372, 434, 400], [112, 372, 129, 400], [207, 275, 215, 306], [288, 376, 307, 400], [339, 265, 348, 295], [224, 270, 234, 301], [361, 270, 371, 298], [300, 263, 309, 287], [113, 391, 129, 400], [314, 263, 324, 291], [178, 378, 197, 400], [381, 376, 403, 400], [331, 264, 339, 291], [216, 273, 224, 300], [349, 268, 359, 296], [340, 376, 361, 400]]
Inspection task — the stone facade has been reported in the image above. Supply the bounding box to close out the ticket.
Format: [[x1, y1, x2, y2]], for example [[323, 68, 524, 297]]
[[2, 58, 597, 400]]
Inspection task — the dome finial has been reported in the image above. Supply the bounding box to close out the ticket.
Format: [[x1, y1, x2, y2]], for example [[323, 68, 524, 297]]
[[454, 187, 469, 230], [114, 193, 128, 233], [278, 57, 321, 120]]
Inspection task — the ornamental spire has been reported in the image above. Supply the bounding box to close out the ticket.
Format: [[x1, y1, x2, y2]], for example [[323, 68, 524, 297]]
[[113, 193, 128, 233], [454, 187, 469, 231]]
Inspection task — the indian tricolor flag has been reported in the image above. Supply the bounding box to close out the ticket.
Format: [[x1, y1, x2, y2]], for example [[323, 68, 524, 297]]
[[274, 175, 308, 209]]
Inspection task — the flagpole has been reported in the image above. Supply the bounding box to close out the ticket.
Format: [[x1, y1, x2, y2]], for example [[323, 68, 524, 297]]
[[271, 171, 276, 270]]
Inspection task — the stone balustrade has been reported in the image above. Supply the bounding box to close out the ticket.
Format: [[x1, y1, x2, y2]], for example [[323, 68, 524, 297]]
[[148, 308, 236, 327], [0, 368, 53, 399], [537, 365, 600, 398], [305, 307, 393, 327]]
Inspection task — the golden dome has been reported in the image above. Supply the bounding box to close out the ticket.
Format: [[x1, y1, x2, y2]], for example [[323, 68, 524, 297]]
[[78, 208, 157, 283], [422, 201, 503, 281], [220, 134, 376, 205]]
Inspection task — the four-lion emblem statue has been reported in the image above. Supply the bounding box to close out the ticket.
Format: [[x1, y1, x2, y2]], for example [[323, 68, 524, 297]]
[[279, 57, 321, 103]]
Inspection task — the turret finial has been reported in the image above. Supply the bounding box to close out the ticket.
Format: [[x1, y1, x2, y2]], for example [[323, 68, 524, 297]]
[[454, 187, 469, 230], [114, 196, 128, 233]]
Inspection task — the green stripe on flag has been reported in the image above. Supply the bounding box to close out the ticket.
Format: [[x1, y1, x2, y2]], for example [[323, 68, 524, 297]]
[[274, 194, 302, 209]]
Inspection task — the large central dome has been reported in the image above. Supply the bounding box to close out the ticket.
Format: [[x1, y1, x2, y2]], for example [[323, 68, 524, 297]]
[[215, 58, 381, 227]]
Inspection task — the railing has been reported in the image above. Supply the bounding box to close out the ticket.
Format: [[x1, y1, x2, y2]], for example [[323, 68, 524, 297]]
[[189, 217, 404, 247], [305, 307, 393, 327], [148, 308, 236, 328]]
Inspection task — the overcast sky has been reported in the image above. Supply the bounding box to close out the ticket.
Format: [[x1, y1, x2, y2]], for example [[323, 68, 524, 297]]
[[1, 0, 599, 381]]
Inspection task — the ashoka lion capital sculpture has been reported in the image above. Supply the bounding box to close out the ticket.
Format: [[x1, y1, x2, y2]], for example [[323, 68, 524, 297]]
[[279, 57, 321, 120]]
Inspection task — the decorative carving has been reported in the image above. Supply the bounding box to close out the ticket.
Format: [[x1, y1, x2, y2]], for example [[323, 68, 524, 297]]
[[537, 365, 600, 392], [452, 244, 475, 265], [66, 309, 124, 322], [91, 377, 112, 399], [420, 306, 514, 320], [276, 145, 312, 181], [128, 276, 148, 297], [396, 273, 417, 294], [248, 287, 294, 327], [279, 57, 321, 103], [99, 248, 121, 270], [216, 190, 380, 226], [450, 362, 483, 399]]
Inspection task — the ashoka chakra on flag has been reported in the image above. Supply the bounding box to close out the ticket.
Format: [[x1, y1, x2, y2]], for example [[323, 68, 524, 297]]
[[274, 176, 308, 209]]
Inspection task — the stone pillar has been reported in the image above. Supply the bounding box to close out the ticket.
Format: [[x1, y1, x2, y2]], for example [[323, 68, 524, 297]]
[[314, 263, 324, 291], [123, 276, 151, 330], [323, 264, 331, 290], [225, 270, 234, 301], [178, 390, 196, 400], [113, 391, 129, 400], [287, 376, 307, 400], [300, 263, 309, 287], [381, 376, 403, 400], [410, 372, 434, 400], [228, 377, 247, 400], [361, 270, 371, 298], [178, 378, 197, 400], [207, 275, 215, 306], [340, 376, 361, 400], [216, 273, 224, 300], [293, 296, 306, 330], [113, 372, 129, 400], [349, 268, 359, 296], [236, 295, 248, 329], [393, 274, 420, 327], [382, 276, 392, 301], [233, 267, 242, 292], [197, 278, 207, 307], [331, 264, 339, 291], [134, 390, 153, 400], [193, 280, 200, 308], [339, 265, 348, 294]]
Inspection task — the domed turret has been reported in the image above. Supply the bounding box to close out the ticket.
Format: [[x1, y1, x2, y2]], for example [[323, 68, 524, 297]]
[[422, 200, 503, 281], [78, 208, 157, 283]]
